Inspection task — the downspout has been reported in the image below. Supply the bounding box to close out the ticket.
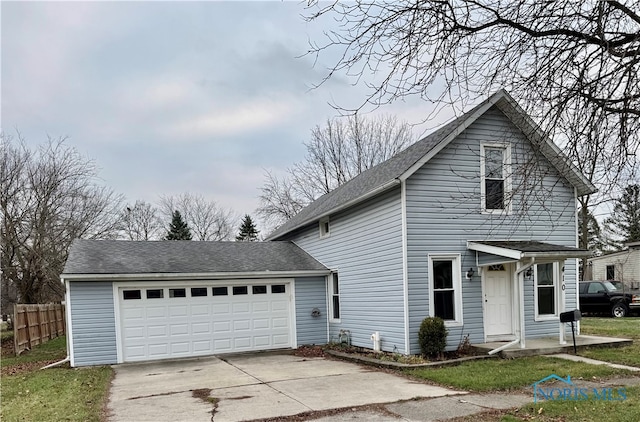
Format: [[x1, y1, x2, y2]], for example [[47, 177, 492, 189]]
[[43, 277, 71, 369], [487, 258, 535, 355], [488, 338, 520, 355], [40, 356, 70, 370]]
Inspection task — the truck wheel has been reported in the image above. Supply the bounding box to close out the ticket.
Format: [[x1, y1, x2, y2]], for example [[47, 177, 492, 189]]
[[612, 303, 628, 318]]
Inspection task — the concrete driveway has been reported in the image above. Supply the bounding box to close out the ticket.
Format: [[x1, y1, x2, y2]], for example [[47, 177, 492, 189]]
[[107, 352, 464, 421]]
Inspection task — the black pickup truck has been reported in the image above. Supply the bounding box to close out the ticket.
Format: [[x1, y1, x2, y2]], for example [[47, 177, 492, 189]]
[[579, 280, 640, 318]]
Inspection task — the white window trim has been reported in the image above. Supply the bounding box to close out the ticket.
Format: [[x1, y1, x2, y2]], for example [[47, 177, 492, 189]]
[[534, 262, 560, 321], [319, 217, 331, 239], [428, 254, 463, 327], [480, 143, 512, 214], [329, 272, 340, 323]]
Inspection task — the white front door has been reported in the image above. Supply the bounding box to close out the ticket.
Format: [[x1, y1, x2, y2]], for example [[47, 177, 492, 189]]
[[483, 264, 514, 340]]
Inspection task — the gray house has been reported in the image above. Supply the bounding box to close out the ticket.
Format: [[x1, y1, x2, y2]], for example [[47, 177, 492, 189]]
[[62, 90, 595, 366]]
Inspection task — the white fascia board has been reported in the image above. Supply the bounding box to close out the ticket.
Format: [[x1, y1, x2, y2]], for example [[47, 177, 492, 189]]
[[399, 100, 498, 182], [61, 270, 330, 282], [522, 251, 592, 260], [493, 95, 596, 197], [587, 250, 629, 261], [467, 241, 523, 260]]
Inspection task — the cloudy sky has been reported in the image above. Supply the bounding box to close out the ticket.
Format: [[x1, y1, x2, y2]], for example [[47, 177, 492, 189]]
[[2, 1, 454, 231]]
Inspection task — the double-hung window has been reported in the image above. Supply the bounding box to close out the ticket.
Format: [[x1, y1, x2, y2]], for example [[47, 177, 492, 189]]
[[330, 272, 340, 321], [606, 265, 615, 280], [481, 144, 511, 212], [428, 254, 463, 325], [535, 262, 558, 319]]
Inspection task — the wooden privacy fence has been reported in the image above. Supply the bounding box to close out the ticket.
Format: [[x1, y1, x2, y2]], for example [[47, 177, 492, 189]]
[[13, 303, 65, 355]]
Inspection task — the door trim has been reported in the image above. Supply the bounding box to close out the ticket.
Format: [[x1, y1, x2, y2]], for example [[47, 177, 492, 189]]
[[481, 263, 516, 342]]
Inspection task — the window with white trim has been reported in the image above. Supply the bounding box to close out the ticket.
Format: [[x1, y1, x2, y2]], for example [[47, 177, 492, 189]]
[[319, 217, 331, 238], [535, 263, 558, 318], [428, 254, 463, 325], [481, 144, 511, 212], [329, 272, 340, 321], [606, 265, 615, 280]]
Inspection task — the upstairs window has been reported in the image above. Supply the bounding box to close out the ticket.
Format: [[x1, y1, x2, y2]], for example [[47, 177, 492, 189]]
[[319, 217, 331, 238], [481, 144, 511, 212]]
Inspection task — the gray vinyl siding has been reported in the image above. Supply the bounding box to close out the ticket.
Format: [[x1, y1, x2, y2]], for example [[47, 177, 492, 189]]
[[294, 276, 328, 346], [69, 281, 117, 366], [406, 106, 578, 352], [289, 189, 406, 353]]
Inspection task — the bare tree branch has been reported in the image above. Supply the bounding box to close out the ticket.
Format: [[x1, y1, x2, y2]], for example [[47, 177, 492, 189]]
[[257, 113, 413, 228], [159, 193, 235, 241], [1, 132, 122, 306], [305, 0, 639, 180]]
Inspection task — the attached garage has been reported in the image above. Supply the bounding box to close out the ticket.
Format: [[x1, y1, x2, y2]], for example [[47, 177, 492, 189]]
[[62, 240, 329, 367]]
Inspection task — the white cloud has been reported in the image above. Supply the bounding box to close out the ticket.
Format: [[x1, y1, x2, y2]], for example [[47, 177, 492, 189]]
[[168, 96, 302, 139]]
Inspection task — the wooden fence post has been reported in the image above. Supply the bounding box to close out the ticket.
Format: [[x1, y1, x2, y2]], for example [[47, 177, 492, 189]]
[[13, 304, 18, 357]]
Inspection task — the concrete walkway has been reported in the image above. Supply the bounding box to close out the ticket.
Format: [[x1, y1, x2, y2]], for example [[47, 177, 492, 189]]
[[548, 353, 640, 372], [311, 356, 640, 422]]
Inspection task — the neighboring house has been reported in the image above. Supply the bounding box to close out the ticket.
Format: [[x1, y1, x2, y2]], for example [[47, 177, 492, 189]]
[[62, 90, 595, 367], [586, 242, 640, 289]]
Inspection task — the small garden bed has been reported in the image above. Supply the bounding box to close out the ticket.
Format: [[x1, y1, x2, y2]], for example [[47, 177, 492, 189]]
[[292, 341, 495, 369]]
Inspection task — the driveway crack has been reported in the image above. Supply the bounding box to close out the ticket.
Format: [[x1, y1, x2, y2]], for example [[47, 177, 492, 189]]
[[221, 359, 314, 412]]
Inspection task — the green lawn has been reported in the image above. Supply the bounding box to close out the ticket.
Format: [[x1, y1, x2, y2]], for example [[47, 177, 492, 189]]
[[1, 335, 113, 422], [579, 317, 640, 367], [509, 385, 640, 422], [406, 356, 632, 392], [450, 386, 640, 422], [580, 317, 640, 340]]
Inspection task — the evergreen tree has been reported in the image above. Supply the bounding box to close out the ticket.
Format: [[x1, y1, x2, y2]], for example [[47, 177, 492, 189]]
[[165, 210, 192, 240], [605, 184, 640, 248], [236, 215, 259, 242], [578, 208, 603, 253]]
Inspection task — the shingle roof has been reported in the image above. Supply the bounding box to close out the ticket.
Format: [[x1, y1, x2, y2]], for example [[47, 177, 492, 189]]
[[62, 240, 328, 275], [267, 90, 596, 240], [472, 240, 587, 254]]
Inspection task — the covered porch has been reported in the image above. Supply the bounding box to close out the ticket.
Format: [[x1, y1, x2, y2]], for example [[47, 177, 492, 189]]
[[471, 334, 633, 358], [467, 240, 593, 353]]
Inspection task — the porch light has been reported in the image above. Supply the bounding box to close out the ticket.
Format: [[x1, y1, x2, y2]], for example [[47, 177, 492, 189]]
[[466, 267, 475, 279]]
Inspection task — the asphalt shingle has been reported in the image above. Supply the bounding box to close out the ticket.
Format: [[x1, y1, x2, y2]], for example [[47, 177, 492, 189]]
[[62, 239, 328, 275]]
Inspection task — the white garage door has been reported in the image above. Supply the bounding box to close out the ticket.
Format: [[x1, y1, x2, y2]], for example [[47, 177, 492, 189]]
[[117, 282, 292, 362]]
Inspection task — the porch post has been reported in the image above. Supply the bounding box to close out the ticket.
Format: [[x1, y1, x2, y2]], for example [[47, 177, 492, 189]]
[[559, 261, 566, 345], [519, 269, 526, 348]]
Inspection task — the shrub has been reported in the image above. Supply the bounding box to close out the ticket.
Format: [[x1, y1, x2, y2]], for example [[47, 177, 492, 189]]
[[418, 316, 448, 358]]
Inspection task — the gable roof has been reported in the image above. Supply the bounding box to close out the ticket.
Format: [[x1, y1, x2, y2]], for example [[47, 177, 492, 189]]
[[62, 239, 328, 276], [267, 90, 596, 240]]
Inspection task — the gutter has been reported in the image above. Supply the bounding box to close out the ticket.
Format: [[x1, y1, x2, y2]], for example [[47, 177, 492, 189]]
[[60, 269, 330, 281]]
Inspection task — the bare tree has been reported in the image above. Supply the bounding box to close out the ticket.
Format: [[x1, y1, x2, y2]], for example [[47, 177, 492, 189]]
[[257, 113, 414, 228], [1, 133, 122, 306], [159, 193, 235, 241], [119, 200, 163, 240], [306, 1, 639, 181]]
